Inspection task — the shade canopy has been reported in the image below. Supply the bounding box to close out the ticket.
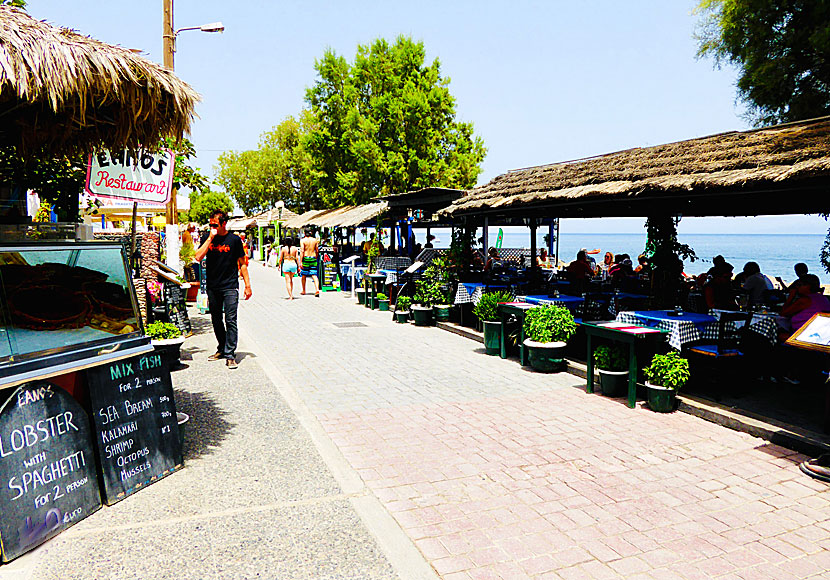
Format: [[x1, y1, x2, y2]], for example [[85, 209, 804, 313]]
[[0, 6, 200, 154], [282, 202, 388, 229], [441, 117, 830, 220]]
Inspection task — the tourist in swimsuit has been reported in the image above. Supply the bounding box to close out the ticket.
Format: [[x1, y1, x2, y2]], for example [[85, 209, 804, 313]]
[[300, 228, 320, 296], [279, 237, 300, 300]]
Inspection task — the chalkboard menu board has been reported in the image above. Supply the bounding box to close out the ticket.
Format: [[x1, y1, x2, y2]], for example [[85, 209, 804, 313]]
[[85, 352, 182, 505], [163, 281, 192, 336], [0, 382, 101, 562], [319, 246, 338, 291]]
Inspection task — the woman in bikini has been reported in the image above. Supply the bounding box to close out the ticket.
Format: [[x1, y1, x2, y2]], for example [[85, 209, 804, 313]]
[[279, 237, 300, 299]]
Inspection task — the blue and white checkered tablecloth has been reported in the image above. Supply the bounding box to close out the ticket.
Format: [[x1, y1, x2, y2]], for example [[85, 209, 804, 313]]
[[710, 309, 779, 346], [616, 310, 719, 350], [377, 269, 398, 284], [454, 283, 510, 305], [518, 294, 583, 311]]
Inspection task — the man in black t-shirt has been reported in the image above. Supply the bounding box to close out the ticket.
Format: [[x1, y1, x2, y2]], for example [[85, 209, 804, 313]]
[[195, 210, 252, 369]]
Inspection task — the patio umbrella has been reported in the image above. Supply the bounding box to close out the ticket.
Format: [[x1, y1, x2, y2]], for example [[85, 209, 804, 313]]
[[0, 6, 199, 155]]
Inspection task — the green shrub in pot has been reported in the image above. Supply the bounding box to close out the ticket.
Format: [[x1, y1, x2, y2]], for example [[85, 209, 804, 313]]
[[472, 290, 512, 322], [593, 344, 628, 396], [522, 305, 576, 372], [523, 305, 576, 344], [473, 290, 512, 354], [146, 321, 182, 340], [642, 351, 690, 412], [395, 296, 411, 312], [593, 344, 627, 371]]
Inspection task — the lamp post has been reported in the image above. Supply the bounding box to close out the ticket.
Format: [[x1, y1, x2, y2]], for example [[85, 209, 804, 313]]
[[162, 0, 223, 224]]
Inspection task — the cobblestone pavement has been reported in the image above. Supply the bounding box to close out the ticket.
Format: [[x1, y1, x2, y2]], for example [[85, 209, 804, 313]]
[[240, 264, 830, 580]]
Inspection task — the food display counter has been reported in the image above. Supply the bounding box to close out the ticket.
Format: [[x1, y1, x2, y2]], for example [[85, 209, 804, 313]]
[[0, 242, 153, 389]]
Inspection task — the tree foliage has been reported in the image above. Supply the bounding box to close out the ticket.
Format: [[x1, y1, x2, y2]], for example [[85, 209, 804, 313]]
[[215, 112, 317, 215], [1, 1, 27, 7], [304, 36, 486, 207], [695, 0, 830, 125], [179, 190, 233, 225]]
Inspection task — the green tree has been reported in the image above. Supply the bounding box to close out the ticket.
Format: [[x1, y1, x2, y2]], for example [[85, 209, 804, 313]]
[[304, 36, 486, 207], [695, 0, 830, 125], [180, 190, 233, 225], [215, 113, 317, 215], [1, 1, 27, 7]]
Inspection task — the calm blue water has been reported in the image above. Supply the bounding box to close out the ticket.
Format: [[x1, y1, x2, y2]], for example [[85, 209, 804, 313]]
[[403, 228, 827, 284]]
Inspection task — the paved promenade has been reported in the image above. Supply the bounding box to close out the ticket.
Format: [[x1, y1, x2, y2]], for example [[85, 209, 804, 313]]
[[4, 262, 830, 579]]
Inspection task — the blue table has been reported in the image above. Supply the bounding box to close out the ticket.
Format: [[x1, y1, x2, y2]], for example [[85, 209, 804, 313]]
[[616, 310, 718, 350], [520, 294, 583, 311], [455, 282, 509, 305]]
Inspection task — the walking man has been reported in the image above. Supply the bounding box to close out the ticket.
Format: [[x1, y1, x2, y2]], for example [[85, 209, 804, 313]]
[[195, 210, 252, 369], [300, 228, 320, 296]]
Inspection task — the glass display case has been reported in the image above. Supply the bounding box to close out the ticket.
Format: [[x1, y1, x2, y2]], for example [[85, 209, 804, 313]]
[[0, 242, 151, 388]]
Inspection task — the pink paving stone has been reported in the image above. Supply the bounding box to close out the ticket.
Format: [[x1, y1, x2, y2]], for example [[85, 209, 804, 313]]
[[607, 556, 650, 576], [440, 533, 474, 556], [442, 573, 472, 580], [488, 562, 533, 580], [519, 555, 558, 575], [432, 555, 475, 576], [775, 556, 826, 578], [415, 537, 451, 560], [600, 535, 641, 559], [695, 554, 740, 577], [467, 546, 509, 568], [495, 537, 537, 561], [552, 546, 594, 568], [466, 566, 503, 580]]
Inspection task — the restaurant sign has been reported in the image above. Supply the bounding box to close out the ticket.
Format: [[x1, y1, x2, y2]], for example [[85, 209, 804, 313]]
[[85, 149, 175, 205]]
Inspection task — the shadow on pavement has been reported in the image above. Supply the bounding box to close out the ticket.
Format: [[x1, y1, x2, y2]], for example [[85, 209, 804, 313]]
[[173, 388, 234, 461]]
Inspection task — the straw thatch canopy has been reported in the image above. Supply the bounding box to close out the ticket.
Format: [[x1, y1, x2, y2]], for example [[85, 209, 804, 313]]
[[0, 6, 200, 154], [282, 203, 388, 229], [442, 117, 830, 219]]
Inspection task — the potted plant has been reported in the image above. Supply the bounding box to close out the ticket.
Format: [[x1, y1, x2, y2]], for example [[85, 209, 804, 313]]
[[642, 351, 690, 412], [593, 344, 629, 396], [377, 292, 390, 311], [355, 275, 368, 305], [146, 321, 185, 367], [473, 290, 513, 355], [522, 305, 577, 372], [395, 296, 411, 323], [412, 280, 443, 326]]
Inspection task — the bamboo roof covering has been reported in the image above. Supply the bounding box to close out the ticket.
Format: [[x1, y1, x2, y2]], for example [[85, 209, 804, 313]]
[[282, 203, 388, 229], [441, 117, 830, 219], [253, 206, 298, 227], [0, 6, 200, 154]]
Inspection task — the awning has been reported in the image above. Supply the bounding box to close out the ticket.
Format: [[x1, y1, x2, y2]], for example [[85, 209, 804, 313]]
[[0, 6, 199, 154], [440, 116, 830, 219], [282, 202, 389, 229], [226, 216, 256, 231]]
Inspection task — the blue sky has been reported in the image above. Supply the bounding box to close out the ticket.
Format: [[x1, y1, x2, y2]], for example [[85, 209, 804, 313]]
[[27, 1, 830, 234]]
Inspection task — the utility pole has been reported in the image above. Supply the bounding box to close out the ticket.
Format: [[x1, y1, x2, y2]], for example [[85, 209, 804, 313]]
[[163, 0, 177, 225]]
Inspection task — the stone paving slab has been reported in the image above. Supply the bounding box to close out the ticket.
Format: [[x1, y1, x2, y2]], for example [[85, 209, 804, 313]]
[[239, 265, 830, 579]]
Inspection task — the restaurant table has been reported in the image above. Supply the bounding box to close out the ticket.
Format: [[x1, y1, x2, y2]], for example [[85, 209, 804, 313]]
[[606, 292, 650, 316], [365, 272, 388, 306], [497, 302, 536, 365], [339, 264, 366, 291], [517, 294, 583, 311], [377, 269, 398, 284], [710, 308, 779, 346], [454, 282, 509, 305], [616, 310, 719, 350], [583, 321, 669, 408]]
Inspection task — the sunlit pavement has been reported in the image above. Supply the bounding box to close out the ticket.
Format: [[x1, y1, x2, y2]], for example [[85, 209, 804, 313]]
[[240, 264, 830, 580]]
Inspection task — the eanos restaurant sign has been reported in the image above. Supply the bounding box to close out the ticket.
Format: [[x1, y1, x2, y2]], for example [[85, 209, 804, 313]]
[[85, 149, 175, 205]]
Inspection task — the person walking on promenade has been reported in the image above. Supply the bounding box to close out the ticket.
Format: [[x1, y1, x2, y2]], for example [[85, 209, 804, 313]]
[[300, 228, 320, 296], [279, 236, 300, 300], [195, 210, 252, 369]]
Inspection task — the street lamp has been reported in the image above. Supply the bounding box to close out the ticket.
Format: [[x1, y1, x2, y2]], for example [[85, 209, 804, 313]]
[[162, 0, 223, 224]]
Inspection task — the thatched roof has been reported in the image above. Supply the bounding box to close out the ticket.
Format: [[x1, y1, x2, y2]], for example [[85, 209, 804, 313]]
[[0, 6, 200, 154], [282, 203, 388, 229], [442, 117, 830, 219]]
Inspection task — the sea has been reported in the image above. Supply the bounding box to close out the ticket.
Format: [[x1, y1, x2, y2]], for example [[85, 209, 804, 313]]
[[402, 229, 828, 284]]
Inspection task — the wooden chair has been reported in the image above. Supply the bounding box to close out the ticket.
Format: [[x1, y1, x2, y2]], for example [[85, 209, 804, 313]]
[[687, 311, 752, 398]]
